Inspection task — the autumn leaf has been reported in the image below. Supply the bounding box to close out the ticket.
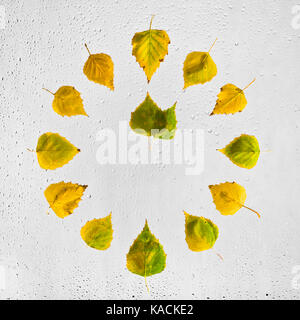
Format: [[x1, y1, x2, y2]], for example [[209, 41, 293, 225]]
[[183, 38, 217, 89], [132, 16, 170, 82], [209, 182, 260, 218], [130, 93, 177, 139], [218, 134, 260, 169], [184, 211, 218, 252], [83, 43, 114, 90], [81, 213, 113, 250], [42, 86, 87, 117], [36, 132, 80, 170], [44, 182, 87, 218], [126, 220, 166, 291], [210, 79, 256, 115]]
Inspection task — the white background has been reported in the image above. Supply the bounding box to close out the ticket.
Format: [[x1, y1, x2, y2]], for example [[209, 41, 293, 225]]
[[0, 0, 300, 299]]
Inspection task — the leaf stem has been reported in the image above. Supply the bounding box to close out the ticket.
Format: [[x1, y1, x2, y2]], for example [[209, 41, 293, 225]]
[[208, 38, 218, 53], [222, 192, 261, 219], [42, 88, 55, 95], [148, 136, 152, 151], [212, 248, 223, 261], [144, 276, 150, 293], [242, 78, 256, 91], [84, 43, 91, 56], [216, 252, 224, 261], [26, 148, 35, 152], [149, 15, 155, 30], [242, 204, 261, 219]]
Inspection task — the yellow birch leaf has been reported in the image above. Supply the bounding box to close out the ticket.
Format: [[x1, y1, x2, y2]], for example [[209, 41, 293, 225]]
[[43, 86, 87, 117], [210, 79, 256, 115], [36, 132, 80, 170], [184, 211, 219, 252], [81, 213, 113, 250], [209, 182, 260, 218], [132, 16, 170, 82], [126, 220, 166, 291], [44, 181, 87, 218], [183, 38, 217, 89], [83, 43, 114, 90]]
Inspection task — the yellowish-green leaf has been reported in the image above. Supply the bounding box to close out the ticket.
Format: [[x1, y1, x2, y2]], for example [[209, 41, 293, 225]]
[[44, 181, 87, 218], [132, 16, 170, 82], [183, 38, 217, 89], [218, 134, 260, 169], [126, 220, 166, 291], [43, 86, 87, 117], [83, 44, 114, 90], [209, 182, 260, 218], [81, 213, 113, 250], [36, 132, 80, 170], [130, 93, 177, 140], [184, 211, 218, 252], [210, 79, 256, 115]]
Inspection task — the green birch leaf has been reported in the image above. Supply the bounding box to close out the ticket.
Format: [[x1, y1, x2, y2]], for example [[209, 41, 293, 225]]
[[129, 93, 177, 140], [81, 213, 113, 250], [184, 211, 219, 252], [219, 134, 260, 169], [126, 220, 166, 291]]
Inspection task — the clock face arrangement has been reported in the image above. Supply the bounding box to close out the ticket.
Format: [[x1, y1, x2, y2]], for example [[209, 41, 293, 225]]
[[33, 17, 260, 292]]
